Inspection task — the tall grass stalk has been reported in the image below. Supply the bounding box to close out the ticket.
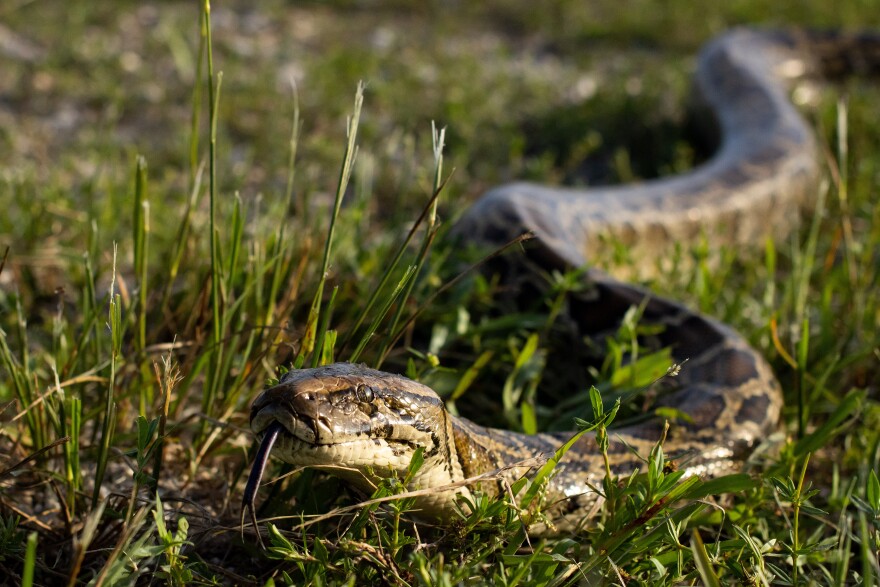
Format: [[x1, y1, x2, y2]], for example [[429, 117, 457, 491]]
[[376, 123, 447, 367], [133, 155, 148, 352], [285, 81, 302, 217], [56, 367, 82, 517], [132, 157, 152, 417], [92, 246, 122, 509], [204, 0, 220, 350], [163, 164, 204, 302], [200, 0, 227, 427], [21, 532, 37, 587], [349, 265, 417, 364], [791, 455, 811, 585], [189, 13, 205, 182], [835, 98, 857, 284], [296, 82, 364, 368]]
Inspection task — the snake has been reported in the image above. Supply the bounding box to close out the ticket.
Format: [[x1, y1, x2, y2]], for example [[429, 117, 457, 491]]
[[241, 29, 877, 536]]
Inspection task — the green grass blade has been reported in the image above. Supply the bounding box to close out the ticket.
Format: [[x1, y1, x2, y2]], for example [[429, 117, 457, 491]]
[[690, 530, 722, 587], [301, 83, 363, 368], [21, 531, 37, 587], [92, 250, 123, 508], [794, 389, 864, 457], [133, 155, 148, 351], [204, 0, 221, 350]]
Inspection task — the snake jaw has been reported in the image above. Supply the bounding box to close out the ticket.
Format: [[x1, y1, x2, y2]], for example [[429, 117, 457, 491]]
[[246, 363, 446, 482], [242, 363, 468, 536], [249, 364, 445, 452], [251, 390, 359, 448]]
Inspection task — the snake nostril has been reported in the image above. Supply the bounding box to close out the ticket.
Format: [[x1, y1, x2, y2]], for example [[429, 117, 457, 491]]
[[316, 415, 332, 437]]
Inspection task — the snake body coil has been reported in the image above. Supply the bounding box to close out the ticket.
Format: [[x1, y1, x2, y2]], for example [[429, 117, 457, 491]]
[[243, 29, 877, 533]]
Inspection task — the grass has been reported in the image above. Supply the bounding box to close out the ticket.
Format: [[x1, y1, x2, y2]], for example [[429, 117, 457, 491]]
[[0, 0, 878, 584]]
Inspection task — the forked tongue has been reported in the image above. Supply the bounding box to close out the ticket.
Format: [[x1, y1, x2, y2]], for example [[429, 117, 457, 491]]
[[240, 421, 284, 548]]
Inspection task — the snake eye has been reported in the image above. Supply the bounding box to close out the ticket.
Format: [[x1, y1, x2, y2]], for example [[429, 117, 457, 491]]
[[355, 384, 374, 403]]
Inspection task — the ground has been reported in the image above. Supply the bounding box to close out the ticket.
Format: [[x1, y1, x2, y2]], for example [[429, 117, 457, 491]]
[[0, 1, 878, 585]]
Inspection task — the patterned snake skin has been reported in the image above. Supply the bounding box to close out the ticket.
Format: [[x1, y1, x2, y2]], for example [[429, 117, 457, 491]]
[[242, 29, 879, 534]]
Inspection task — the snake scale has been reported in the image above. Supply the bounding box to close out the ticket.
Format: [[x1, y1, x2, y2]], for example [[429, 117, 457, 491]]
[[242, 29, 879, 535]]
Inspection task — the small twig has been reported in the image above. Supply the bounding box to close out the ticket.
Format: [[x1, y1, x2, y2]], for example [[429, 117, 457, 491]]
[[0, 436, 70, 480], [246, 454, 550, 539]]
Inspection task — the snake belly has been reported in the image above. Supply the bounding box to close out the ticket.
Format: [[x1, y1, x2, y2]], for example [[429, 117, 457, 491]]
[[243, 29, 878, 533]]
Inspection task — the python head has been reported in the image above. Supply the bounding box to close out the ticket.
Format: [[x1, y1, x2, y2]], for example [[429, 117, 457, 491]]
[[244, 362, 468, 529]]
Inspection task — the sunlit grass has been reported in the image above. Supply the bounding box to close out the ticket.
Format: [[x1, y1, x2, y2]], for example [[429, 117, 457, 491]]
[[0, 1, 878, 584]]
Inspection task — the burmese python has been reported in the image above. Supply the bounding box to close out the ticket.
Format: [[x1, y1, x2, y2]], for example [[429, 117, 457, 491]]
[[241, 29, 876, 535]]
